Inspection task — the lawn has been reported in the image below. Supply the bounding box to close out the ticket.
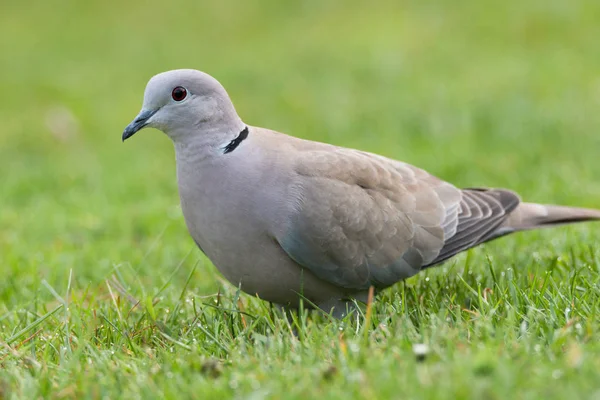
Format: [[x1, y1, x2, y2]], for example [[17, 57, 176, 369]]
[[2, 0, 600, 398]]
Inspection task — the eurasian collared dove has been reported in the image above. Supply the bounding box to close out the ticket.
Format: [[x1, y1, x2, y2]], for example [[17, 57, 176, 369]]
[[123, 69, 600, 317]]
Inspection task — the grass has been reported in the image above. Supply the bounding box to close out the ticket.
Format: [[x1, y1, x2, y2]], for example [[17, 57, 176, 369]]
[[2, 0, 600, 398]]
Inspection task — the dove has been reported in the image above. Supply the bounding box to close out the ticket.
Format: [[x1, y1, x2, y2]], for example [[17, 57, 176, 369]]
[[123, 69, 600, 317]]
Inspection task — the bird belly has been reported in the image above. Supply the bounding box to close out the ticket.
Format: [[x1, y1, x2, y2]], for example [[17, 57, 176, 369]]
[[181, 197, 345, 307]]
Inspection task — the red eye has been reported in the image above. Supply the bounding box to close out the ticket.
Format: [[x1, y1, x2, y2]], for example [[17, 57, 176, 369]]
[[171, 86, 187, 101]]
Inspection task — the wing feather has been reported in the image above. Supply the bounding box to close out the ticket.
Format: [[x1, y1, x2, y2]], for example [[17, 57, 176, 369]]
[[424, 188, 520, 267], [276, 147, 520, 290], [278, 148, 461, 289]]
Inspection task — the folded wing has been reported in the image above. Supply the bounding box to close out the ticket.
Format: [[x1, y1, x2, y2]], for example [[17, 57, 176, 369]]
[[277, 148, 519, 290]]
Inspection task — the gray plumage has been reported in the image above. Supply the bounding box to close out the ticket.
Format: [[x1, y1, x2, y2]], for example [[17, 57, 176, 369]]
[[123, 69, 600, 316]]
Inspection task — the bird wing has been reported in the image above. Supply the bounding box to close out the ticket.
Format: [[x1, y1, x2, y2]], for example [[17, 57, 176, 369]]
[[276, 147, 519, 290]]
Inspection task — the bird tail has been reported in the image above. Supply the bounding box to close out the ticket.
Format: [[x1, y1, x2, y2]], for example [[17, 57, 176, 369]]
[[501, 202, 600, 233]]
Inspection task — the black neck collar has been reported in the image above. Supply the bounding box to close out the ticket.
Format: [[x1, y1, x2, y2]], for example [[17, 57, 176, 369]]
[[223, 126, 249, 154]]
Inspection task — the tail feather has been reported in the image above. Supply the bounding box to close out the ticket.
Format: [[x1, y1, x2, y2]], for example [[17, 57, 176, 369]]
[[424, 191, 600, 269], [502, 202, 600, 233]]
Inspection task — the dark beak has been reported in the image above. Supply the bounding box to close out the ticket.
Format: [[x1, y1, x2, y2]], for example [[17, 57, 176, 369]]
[[122, 109, 158, 141]]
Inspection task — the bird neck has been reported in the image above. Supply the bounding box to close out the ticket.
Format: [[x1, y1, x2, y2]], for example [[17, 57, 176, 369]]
[[173, 121, 248, 163]]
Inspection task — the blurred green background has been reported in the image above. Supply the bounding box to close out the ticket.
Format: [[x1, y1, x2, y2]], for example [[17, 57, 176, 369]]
[[2, 0, 600, 398]]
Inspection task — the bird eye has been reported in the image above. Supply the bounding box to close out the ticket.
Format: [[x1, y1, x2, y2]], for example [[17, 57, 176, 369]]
[[171, 86, 187, 102]]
